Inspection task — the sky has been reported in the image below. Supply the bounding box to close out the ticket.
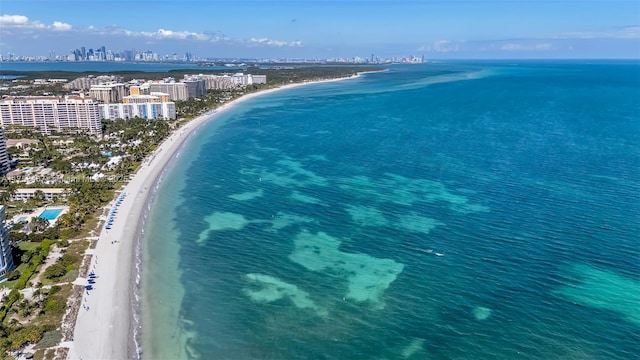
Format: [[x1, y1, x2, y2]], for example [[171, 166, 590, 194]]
[[0, 0, 639, 59]]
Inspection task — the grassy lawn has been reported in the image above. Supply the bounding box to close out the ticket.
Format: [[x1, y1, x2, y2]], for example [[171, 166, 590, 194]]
[[18, 242, 41, 252], [0, 263, 28, 289]]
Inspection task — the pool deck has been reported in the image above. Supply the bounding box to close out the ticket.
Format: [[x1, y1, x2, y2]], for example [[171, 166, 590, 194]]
[[11, 206, 69, 226]]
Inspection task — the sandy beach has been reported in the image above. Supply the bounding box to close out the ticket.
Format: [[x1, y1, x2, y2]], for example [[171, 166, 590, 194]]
[[65, 74, 364, 360]]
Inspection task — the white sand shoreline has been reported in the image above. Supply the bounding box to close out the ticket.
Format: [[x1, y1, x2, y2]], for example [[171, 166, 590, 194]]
[[65, 73, 366, 360]]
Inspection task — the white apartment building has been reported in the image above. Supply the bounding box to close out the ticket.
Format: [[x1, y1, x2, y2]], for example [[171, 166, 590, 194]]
[[0, 205, 14, 280], [100, 102, 176, 120], [185, 74, 267, 90], [0, 127, 10, 176], [0, 96, 103, 135], [189, 74, 235, 90], [11, 188, 68, 202], [231, 73, 267, 86]]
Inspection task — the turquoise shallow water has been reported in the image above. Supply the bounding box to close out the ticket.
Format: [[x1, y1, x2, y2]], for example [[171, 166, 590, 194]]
[[142, 61, 640, 359]]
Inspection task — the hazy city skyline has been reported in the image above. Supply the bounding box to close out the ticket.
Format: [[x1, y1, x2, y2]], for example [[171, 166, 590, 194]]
[[1, 0, 639, 59]]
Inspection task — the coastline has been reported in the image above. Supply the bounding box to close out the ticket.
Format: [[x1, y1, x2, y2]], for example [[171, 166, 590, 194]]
[[65, 73, 366, 360]]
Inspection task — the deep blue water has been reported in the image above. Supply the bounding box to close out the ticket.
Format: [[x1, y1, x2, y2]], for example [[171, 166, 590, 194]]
[[142, 61, 640, 359]]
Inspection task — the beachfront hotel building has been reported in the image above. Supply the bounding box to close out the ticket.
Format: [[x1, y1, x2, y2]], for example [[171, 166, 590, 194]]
[[99, 102, 176, 120], [198, 74, 235, 90], [89, 83, 127, 104], [232, 73, 267, 86], [64, 75, 125, 90], [0, 127, 11, 176], [0, 205, 14, 280], [183, 78, 207, 98], [149, 82, 188, 101], [0, 96, 103, 135], [185, 74, 267, 90]]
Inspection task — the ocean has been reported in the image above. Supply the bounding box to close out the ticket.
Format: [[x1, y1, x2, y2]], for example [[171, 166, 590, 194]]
[[141, 61, 640, 359]]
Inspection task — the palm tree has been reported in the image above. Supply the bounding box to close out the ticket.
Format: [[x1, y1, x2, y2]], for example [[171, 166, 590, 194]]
[[0, 179, 17, 204], [33, 189, 45, 202], [0, 190, 11, 204], [30, 217, 50, 232]]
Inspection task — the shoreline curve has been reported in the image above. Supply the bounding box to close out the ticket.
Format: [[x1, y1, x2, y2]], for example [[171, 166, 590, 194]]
[[65, 73, 367, 360]]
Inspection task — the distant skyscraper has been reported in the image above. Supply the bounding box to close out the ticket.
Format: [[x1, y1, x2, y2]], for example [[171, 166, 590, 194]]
[[123, 50, 134, 62]]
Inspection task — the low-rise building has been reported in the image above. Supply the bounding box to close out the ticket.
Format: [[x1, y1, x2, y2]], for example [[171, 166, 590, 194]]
[[11, 188, 68, 202]]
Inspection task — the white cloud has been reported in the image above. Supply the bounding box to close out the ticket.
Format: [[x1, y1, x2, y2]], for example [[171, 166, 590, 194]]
[[0, 14, 45, 28], [249, 37, 303, 47], [0, 14, 29, 25], [136, 29, 211, 41], [0, 14, 303, 49], [501, 43, 552, 51], [418, 40, 462, 53], [556, 26, 640, 39], [52, 21, 72, 31], [99, 25, 300, 47], [0, 14, 72, 31]]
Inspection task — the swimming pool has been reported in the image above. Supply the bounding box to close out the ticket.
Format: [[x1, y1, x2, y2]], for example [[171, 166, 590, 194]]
[[39, 208, 63, 221]]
